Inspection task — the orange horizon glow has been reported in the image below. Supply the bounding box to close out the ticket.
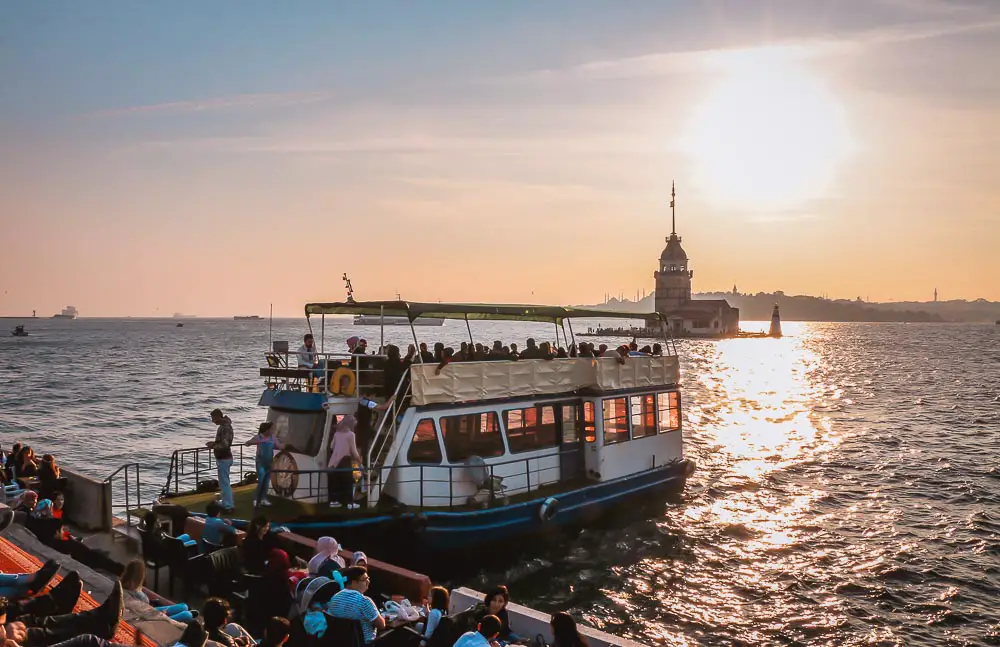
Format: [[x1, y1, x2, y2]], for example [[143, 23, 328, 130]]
[[2, 4, 999, 317]]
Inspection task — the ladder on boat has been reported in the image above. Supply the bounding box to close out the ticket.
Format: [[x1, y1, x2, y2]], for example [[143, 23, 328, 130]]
[[364, 374, 412, 508]]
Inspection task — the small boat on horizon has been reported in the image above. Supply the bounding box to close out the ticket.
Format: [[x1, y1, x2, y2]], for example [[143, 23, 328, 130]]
[[234, 315, 262, 321]]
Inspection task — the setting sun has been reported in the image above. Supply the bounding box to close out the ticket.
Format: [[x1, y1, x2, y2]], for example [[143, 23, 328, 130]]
[[680, 47, 855, 211]]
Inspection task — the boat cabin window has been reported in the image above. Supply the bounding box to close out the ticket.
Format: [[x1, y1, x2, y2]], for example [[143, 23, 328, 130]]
[[657, 391, 681, 433], [602, 397, 630, 445], [440, 411, 504, 462], [268, 410, 325, 457], [561, 405, 579, 444], [503, 405, 558, 453], [582, 402, 596, 443], [407, 418, 442, 464], [630, 394, 657, 439]]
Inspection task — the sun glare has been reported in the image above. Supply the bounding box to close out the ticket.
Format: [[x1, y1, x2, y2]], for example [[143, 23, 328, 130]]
[[680, 47, 854, 211]]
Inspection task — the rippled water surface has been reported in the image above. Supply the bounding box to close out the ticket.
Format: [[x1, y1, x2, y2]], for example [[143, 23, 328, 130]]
[[3, 319, 1000, 645]]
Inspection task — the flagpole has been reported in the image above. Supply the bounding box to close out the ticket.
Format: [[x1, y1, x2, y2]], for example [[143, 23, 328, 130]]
[[670, 181, 676, 235]]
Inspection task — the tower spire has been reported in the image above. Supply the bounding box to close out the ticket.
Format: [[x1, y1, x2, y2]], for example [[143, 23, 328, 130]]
[[670, 181, 676, 235]]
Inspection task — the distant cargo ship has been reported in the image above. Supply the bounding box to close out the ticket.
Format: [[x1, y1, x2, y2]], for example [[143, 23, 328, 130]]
[[52, 306, 78, 319], [234, 315, 262, 321]]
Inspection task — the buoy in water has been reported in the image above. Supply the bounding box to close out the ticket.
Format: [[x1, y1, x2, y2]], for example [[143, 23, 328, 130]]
[[769, 305, 782, 338]]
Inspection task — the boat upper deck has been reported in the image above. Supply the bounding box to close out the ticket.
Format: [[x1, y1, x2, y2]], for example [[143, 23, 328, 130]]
[[259, 300, 679, 406]]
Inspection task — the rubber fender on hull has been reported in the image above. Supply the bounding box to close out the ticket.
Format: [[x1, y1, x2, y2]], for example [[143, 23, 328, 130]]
[[539, 497, 560, 522]]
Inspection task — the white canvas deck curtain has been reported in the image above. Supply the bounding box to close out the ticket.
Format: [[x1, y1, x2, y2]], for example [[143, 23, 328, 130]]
[[409, 356, 680, 406]]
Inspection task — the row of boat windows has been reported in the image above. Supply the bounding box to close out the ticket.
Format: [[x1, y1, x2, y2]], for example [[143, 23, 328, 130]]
[[406, 391, 681, 464]]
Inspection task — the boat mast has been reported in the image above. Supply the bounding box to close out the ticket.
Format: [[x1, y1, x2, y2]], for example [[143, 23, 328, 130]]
[[343, 273, 355, 303]]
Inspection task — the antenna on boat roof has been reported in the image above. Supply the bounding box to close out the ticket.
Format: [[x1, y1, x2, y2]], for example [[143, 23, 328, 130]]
[[343, 273, 355, 303], [268, 303, 273, 347]]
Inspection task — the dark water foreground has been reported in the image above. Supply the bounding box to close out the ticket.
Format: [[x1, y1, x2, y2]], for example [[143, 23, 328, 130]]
[[3, 320, 1000, 645]]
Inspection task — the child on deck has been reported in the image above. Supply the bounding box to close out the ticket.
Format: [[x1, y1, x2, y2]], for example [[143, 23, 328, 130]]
[[245, 421, 283, 509]]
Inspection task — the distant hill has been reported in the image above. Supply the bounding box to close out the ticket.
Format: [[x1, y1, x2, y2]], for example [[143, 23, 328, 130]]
[[582, 292, 1000, 323]]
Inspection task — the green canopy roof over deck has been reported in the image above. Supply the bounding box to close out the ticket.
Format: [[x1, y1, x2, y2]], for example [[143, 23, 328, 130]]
[[304, 301, 665, 324]]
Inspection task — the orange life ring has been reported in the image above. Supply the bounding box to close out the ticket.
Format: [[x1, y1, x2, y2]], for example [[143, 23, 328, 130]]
[[329, 367, 357, 396]]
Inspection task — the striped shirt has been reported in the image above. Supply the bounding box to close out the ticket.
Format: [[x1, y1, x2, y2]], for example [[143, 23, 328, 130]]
[[326, 589, 381, 643]]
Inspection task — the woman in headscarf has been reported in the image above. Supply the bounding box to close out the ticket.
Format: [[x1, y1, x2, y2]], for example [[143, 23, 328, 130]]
[[308, 536, 345, 576], [326, 415, 362, 509], [247, 549, 294, 631]]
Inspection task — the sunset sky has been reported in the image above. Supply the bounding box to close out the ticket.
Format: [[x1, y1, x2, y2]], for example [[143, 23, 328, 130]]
[[2, 0, 998, 317]]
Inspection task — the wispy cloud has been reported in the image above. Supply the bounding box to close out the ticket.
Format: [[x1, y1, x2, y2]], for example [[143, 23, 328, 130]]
[[84, 92, 327, 118], [504, 14, 1000, 84], [874, 0, 987, 17], [132, 130, 662, 157]]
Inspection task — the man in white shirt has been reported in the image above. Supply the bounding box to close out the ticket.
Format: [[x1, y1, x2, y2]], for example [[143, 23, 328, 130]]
[[298, 333, 326, 382], [297, 333, 319, 368], [454, 615, 502, 647]]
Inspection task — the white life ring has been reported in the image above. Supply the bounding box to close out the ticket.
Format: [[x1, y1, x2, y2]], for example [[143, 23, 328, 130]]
[[539, 497, 560, 522]]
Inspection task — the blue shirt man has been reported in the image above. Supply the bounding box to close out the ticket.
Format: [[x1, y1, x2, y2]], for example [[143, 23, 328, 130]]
[[201, 501, 237, 551], [454, 615, 502, 647]]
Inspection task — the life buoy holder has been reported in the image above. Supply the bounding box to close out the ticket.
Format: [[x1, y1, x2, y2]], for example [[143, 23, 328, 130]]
[[539, 497, 560, 522], [329, 367, 357, 396]]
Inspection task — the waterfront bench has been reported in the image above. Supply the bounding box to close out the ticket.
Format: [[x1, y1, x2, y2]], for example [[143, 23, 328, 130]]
[[180, 516, 431, 602]]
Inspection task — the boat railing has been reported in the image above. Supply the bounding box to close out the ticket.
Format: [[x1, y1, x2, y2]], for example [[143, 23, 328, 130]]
[[272, 449, 581, 510], [103, 462, 146, 527], [161, 445, 255, 498], [365, 374, 414, 506], [260, 351, 388, 397]]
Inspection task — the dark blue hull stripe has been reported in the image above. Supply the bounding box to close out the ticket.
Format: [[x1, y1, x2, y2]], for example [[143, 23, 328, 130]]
[[252, 461, 690, 538]]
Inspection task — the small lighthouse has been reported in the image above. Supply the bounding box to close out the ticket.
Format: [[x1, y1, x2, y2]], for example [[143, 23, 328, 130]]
[[768, 305, 782, 338]]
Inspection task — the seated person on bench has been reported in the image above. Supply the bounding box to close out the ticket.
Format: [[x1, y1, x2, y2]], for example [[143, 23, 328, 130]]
[[297, 334, 326, 380]]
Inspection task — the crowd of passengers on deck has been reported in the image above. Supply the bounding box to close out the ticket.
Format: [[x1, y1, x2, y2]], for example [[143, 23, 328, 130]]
[[297, 334, 666, 384]]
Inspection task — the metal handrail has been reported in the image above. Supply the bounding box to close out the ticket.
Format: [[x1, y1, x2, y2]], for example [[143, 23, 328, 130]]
[[270, 447, 587, 510], [363, 376, 413, 506], [262, 352, 388, 396], [103, 462, 144, 527], [367, 373, 412, 466], [161, 444, 251, 498]]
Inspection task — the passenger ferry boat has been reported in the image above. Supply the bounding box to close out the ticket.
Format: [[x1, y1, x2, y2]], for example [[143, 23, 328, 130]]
[[158, 300, 694, 553]]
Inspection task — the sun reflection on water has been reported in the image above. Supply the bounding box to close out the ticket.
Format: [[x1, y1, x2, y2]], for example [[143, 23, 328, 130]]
[[656, 326, 850, 641]]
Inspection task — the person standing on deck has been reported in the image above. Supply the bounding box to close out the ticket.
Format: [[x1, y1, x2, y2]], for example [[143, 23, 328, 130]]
[[245, 421, 283, 508], [208, 409, 235, 512]]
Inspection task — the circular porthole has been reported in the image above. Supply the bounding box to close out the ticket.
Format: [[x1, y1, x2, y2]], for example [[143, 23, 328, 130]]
[[271, 451, 299, 498]]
